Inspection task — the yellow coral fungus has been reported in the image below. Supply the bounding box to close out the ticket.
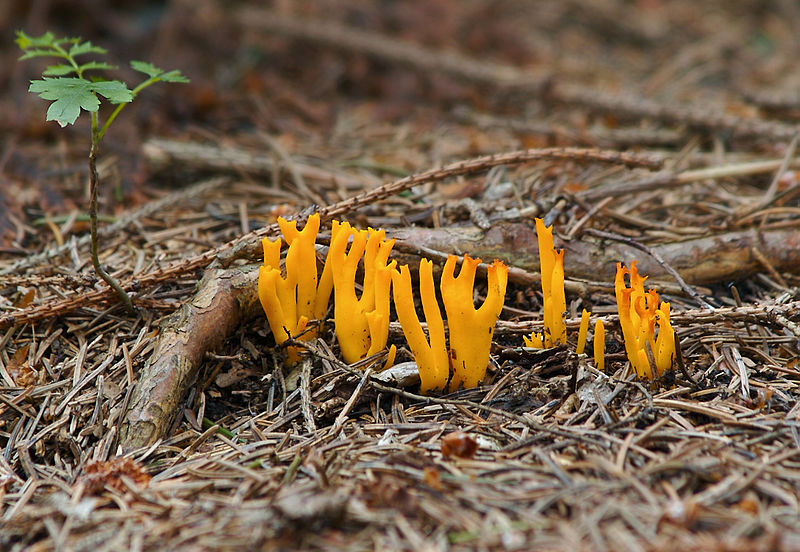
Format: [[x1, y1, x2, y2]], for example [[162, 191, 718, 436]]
[[534, 218, 567, 347], [329, 222, 397, 365], [523, 332, 544, 348], [277, 214, 333, 323], [391, 261, 449, 393], [614, 261, 675, 379], [655, 302, 676, 377], [576, 309, 591, 355], [258, 214, 328, 364], [392, 255, 508, 393], [594, 319, 605, 372], [442, 255, 508, 390]]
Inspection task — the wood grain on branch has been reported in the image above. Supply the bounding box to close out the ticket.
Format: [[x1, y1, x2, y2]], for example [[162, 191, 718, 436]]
[[119, 265, 261, 450], [389, 222, 800, 286]]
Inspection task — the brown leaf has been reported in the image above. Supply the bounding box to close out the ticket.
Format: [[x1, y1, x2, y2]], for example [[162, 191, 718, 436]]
[[8, 345, 34, 387], [80, 456, 151, 494], [423, 466, 443, 490], [14, 289, 35, 309], [441, 432, 478, 459]]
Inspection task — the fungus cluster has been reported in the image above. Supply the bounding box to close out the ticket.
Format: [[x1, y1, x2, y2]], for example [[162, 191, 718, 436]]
[[259, 214, 677, 391], [258, 213, 332, 365], [523, 219, 605, 371], [259, 215, 397, 367], [615, 261, 676, 379], [258, 216, 508, 392], [392, 255, 508, 393]]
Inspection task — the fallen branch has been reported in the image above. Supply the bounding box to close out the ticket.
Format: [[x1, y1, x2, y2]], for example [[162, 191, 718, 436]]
[[119, 265, 261, 450], [1, 147, 659, 329], [389, 222, 800, 286]]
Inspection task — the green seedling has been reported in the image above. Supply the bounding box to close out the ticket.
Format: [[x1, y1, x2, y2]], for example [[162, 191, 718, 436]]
[[16, 31, 189, 313]]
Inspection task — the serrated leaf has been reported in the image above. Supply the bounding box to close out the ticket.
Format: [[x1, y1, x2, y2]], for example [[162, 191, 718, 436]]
[[130, 60, 162, 78], [27, 77, 132, 126], [28, 78, 100, 126], [19, 48, 60, 60], [131, 61, 190, 83], [78, 61, 116, 73], [89, 80, 133, 104], [15, 31, 56, 50], [43, 64, 77, 76], [160, 70, 190, 83], [68, 41, 106, 58]]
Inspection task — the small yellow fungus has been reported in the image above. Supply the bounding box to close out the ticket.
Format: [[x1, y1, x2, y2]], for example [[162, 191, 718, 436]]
[[533, 218, 567, 347], [614, 261, 675, 379], [576, 309, 591, 355], [655, 302, 676, 377], [594, 319, 605, 372], [523, 332, 544, 348], [442, 255, 508, 390], [391, 260, 449, 393]]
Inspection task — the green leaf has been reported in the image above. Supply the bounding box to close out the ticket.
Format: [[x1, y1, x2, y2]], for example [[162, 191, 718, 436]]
[[90, 80, 134, 104], [42, 64, 77, 76], [19, 48, 61, 60], [29, 78, 100, 126], [15, 31, 55, 50], [78, 61, 116, 73], [68, 41, 106, 58], [160, 70, 190, 83], [131, 61, 190, 83], [130, 60, 162, 78], [28, 77, 133, 126]]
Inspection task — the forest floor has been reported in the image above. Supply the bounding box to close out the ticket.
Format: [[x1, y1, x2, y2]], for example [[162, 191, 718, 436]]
[[2, 1, 800, 550]]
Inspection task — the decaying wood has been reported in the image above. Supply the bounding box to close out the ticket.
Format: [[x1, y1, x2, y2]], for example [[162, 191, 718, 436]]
[[119, 265, 261, 450], [390, 222, 800, 286]]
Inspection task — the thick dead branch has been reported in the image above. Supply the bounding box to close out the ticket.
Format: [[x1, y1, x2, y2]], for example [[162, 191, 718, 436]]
[[119, 265, 261, 451], [390, 222, 800, 286]]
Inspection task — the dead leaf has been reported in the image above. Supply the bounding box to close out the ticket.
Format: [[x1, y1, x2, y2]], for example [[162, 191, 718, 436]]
[[441, 432, 478, 459]]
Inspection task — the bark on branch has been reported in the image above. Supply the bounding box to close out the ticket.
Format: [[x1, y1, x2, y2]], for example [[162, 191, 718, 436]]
[[119, 265, 261, 450]]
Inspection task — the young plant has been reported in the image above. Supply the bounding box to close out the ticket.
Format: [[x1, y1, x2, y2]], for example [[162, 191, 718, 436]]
[[16, 31, 189, 312]]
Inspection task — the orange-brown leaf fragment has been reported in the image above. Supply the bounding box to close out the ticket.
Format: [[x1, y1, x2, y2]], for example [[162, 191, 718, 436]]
[[423, 466, 443, 491], [8, 345, 34, 387], [80, 456, 151, 494], [441, 432, 478, 459]]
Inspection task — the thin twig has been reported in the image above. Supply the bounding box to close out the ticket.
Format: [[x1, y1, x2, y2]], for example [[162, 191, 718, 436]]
[[300, 358, 316, 434]]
